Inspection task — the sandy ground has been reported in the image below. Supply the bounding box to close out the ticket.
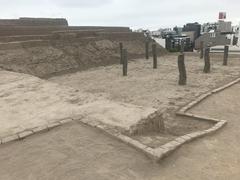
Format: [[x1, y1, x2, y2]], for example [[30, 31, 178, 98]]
[[49, 54, 240, 142], [0, 70, 156, 138], [0, 70, 97, 137], [0, 81, 240, 179], [49, 54, 240, 110]]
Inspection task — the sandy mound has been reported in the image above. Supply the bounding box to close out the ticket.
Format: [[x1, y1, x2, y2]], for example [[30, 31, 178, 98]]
[[0, 33, 167, 78]]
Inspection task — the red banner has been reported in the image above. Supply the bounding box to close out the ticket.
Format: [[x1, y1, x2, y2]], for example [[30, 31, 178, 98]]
[[219, 12, 226, 19]]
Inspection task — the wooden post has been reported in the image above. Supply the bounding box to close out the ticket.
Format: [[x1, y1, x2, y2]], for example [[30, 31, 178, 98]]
[[122, 49, 128, 76], [180, 40, 184, 54], [145, 41, 149, 59], [178, 54, 187, 85], [223, 45, 229, 66], [200, 41, 204, 59], [119, 42, 123, 64], [203, 47, 210, 73], [152, 43, 157, 69]]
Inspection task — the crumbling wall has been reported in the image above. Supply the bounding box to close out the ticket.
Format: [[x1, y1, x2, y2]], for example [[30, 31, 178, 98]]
[[0, 35, 51, 43], [0, 18, 68, 26], [0, 26, 131, 37], [0, 17, 131, 37], [0, 26, 66, 36]]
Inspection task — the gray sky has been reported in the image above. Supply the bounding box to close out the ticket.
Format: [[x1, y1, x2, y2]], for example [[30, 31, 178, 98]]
[[0, 0, 239, 30]]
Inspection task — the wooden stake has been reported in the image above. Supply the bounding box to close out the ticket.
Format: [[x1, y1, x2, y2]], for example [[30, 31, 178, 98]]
[[180, 40, 184, 54], [119, 42, 123, 64], [145, 41, 149, 59], [152, 43, 157, 69], [203, 47, 210, 73], [223, 45, 229, 66], [122, 49, 128, 76], [200, 41, 204, 59], [178, 54, 187, 85]]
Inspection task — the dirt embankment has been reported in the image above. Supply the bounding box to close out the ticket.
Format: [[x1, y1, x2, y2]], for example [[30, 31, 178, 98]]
[[0, 32, 167, 78]]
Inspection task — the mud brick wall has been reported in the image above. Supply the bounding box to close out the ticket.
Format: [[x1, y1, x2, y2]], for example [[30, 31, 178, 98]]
[[0, 35, 52, 43], [0, 18, 68, 26], [0, 26, 67, 36], [0, 26, 131, 37], [0, 18, 67, 36]]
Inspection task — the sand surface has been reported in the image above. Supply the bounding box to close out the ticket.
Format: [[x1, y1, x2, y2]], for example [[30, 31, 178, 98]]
[[78, 100, 156, 130], [0, 82, 240, 179], [50, 54, 240, 110], [50, 54, 240, 138], [0, 70, 154, 138]]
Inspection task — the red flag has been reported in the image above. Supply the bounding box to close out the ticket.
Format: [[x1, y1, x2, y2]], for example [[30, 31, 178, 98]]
[[219, 12, 226, 19]]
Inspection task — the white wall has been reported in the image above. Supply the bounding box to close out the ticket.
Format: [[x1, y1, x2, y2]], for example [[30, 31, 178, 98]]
[[154, 38, 166, 48]]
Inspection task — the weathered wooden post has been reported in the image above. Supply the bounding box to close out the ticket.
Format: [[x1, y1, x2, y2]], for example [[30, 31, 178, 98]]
[[180, 40, 184, 54], [119, 42, 123, 64], [145, 41, 149, 59], [223, 45, 229, 66], [200, 41, 204, 59], [203, 47, 210, 73], [152, 43, 157, 69], [178, 54, 187, 85], [122, 49, 128, 76]]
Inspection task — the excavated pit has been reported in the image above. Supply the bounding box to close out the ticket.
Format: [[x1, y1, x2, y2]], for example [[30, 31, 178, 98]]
[[129, 112, 214, 148]]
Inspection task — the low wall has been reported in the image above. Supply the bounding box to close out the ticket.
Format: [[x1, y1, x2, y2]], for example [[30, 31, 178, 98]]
[[0, 17, 131, 37], [0, 25, 131, 37], [0, 26, 66, 36], [0, 35, 51, 43], [0, 18, 68, 26], [0, 40, 49, 50]]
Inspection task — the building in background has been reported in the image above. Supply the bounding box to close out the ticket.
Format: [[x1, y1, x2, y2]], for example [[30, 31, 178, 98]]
[[149, 12, 238, 52], [237, 23, 240, 46], [163, 23, 201, 52], [181, 22, 201, 49], [195, 12, 233, 49], [165, 34, 192, 52]]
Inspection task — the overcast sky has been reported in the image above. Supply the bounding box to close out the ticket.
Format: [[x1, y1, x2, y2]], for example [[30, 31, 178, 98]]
[[0, 0, 239, 30]]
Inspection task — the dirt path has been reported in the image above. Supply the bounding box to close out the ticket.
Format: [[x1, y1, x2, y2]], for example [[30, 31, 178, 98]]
[[0, 81, 240, 179]]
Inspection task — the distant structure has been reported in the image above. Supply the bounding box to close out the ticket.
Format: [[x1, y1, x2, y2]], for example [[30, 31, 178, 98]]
[[182, 23, 201, 39], [151, 23, 201, 52], [181, 22, 201, 49], [233, 23, 240, 46], [0, 17, 68, 26], [163, 24, 200, 52], [165, 34, 192, 52], [195, 12, 233, 49], [0, 17, 131, 36]]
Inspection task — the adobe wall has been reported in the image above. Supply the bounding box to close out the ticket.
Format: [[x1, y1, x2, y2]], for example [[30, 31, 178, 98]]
[[0, 26, 66, 36], [0, 17, 131, 37], [0, 35, 51, 43], [0, 26, 131, 37], [0, 18, 68, 26]]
